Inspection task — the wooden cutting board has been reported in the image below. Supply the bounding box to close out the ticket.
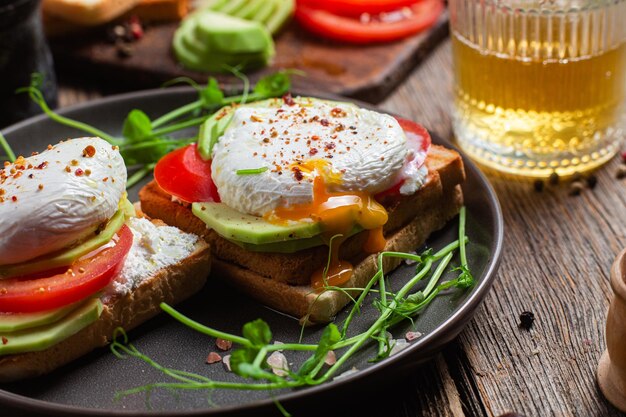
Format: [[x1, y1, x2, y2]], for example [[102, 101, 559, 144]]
[[50, 13, 448, 103]]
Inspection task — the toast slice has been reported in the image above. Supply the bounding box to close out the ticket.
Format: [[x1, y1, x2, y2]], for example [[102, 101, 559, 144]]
[[139, 144, 464, 323], [0, 219, 210, 382], [42, 0, 141, 26]]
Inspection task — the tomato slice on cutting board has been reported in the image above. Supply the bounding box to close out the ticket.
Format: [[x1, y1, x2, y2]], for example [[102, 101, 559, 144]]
[[295, 0, 444, 44], [0, 225, 133, 313], [154, 143, 220, 203], [297, 0, 419, 16]]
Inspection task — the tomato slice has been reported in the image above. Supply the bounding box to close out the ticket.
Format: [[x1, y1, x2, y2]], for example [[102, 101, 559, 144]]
[[297, 0, 418, 16], [0, 225, 133, 313], [375, 117, 431, 201], [294, 0, 444, 44], [153, 143, 220, 203]]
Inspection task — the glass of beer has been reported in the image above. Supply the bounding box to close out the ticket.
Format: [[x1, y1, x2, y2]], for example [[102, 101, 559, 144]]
[[449, 0, 626, 177]]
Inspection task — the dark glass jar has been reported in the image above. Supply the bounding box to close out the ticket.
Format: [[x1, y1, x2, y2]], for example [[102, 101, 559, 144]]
[[0, 0, 57, 128]]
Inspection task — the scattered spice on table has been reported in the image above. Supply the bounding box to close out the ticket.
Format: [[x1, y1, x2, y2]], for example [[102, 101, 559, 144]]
[[519, 311, 535, 330]]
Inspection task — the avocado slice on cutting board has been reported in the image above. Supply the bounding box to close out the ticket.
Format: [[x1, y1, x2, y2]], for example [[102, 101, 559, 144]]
[[0, 299, 103, 356], [192, 202, 322, 245]]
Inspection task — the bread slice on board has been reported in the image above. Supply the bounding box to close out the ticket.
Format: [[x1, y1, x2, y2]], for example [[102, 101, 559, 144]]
[[139, 145, 465, 323], [0, 219, 211, 382], [42, 0, 141, 26]]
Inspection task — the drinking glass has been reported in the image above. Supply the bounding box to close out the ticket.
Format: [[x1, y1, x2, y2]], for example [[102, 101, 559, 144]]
[[449, 0, 626, 177]]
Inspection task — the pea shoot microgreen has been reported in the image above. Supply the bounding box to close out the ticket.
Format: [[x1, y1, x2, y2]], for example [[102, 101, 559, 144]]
[[13, 71, 293, 186], [110, 207, 475, 415]]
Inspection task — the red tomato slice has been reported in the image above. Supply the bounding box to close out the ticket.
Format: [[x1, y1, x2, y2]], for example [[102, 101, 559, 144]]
[[0, 225, 133, 313], [375, 118, 431, 201], [153, 143, 220, 203], [295, 0, 444, 44], [297, 0, 418, 16]]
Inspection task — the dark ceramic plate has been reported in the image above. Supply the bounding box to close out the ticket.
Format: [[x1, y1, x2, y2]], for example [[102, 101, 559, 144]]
[[0, 88, 503, 416]]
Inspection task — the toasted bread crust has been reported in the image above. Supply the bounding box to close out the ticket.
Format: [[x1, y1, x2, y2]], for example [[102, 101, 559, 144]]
[[139, 144, 465, 322], [0, 221, 211, 382]]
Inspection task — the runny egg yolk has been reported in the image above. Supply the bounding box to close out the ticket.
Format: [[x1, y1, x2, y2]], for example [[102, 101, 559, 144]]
[[265, 160, 388, 289]]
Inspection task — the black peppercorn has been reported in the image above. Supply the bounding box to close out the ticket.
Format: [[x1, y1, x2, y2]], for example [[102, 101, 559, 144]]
[[519, 311, 535, 330]]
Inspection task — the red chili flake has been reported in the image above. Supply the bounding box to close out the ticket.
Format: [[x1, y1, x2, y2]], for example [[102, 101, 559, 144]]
[[11, 196, 17, 202], [216, 338, 233, 351], [36, 161, 48, 169], [38, 184, 44, 190], [330, 107, 346, 117], [262, 138, 270, 143], [103, 177, 109, 182], [292, 166, 304, 181], [311, 135, 320, 141], [324, 142, 336, 151], [621, 151, 626, 163], [320, 119, 330, 126], [31, 151, 39, 156], [129, 21, 144, 40], [28, 173, 34, 179], [206, 352, 222, 364], [309, 148, 318, 156], [1, 337, 7, 345], [83, 145, 96, 157], [70, 159, 79, 166], [112, 145, 119, 151], [47, 144, 53, 150], [282, 93, 295, 106], [0, 189, 4, 196], [75, 168, 84, 176], [65, 166, 71, 173]]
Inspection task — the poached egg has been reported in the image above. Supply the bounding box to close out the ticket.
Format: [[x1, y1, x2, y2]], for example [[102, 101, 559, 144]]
[[211, 97, 427, 217], [0, 138, 126, 265]]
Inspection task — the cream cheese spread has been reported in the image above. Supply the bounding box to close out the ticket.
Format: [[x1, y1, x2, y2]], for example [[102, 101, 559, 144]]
[[210, 98, 427, 217], [101, 217, 198, 302], [0, 138, 126, 265]]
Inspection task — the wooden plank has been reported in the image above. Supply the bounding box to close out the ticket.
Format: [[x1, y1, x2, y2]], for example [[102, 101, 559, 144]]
[[383, 39, 626, 416], [49, 13, 448, 104]]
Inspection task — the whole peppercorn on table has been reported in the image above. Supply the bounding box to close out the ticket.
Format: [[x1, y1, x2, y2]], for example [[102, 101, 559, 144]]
[[5, 38, 626, 417]]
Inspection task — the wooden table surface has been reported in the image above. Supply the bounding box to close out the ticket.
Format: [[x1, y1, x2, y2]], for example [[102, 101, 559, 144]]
[[8, 37, 626, 417]]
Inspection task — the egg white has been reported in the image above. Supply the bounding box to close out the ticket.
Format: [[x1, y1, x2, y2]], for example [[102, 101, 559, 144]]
[[0, 138, 126, 265], [211, 98, 422, 217]]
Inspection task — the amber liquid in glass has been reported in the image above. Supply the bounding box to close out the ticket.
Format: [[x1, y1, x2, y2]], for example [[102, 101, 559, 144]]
[[450, 2, 626, 177]]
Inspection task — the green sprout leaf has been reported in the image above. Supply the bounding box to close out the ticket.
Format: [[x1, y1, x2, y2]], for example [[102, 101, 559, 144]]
[[122, 109, 152, 142], [200, 78, 225, 109], [297, 324, 340, 377], [253, 71, 291, 98], [242, 319, 272, 347]]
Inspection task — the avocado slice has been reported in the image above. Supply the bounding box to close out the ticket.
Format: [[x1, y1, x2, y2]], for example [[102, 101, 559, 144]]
[[192, 202, 322, 244], [0, 301, 84, 333], [172, 11, 274, 73], [0, 199, 134, 279], [0, 299, 103, 356], [193, 11, 273, 55], [265, 0, 294, 34]]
